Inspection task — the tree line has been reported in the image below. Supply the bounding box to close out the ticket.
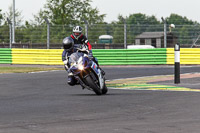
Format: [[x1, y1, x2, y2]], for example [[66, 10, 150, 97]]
[[0, 0, 200, 44]]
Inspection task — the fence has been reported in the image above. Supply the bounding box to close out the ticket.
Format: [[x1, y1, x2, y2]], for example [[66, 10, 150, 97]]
[[1, 48, 200, 65], [1, 24, 200, 49]]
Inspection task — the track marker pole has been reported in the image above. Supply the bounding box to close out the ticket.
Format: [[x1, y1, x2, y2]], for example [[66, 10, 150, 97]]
[[174, 43, 180, 84]]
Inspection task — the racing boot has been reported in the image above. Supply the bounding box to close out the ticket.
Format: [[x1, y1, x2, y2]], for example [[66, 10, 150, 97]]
[[97, 66, 105, 76], [93, 57, 105, 76], [68, 72, 76, 86], [82, 86, 85, 90], [99, 67, 105, 75]]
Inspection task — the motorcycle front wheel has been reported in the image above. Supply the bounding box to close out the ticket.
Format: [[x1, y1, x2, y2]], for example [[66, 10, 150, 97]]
[[85, 75, 102, 95], [102, 83, 108, 95]]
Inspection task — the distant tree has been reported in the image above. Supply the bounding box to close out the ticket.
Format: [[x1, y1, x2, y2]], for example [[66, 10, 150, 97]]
[[34, 0, 105, 25], [28, 0, 107, 44], [125, 13, 160, 25], [31, 9, 46, 26], [4, 5, 23, 26], [166, 14, 196, 25], [178, 26, 190, 44], [0, 9, 9, 43], [0, 9, 3, 25], [111, 13, 161, 44], [166, 14, 200, 44]]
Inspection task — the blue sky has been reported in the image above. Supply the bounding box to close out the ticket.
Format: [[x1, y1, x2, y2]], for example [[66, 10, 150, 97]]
[[0, 0, 200, 23]]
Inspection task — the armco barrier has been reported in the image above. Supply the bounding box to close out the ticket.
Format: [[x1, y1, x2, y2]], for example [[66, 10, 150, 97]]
[[93, 49, 167, 65], [11, 48, 167, 65], [167, 48, 200, 64], [12, 49, 63, 65], [1, 48, 200, 65], [0, 48, 12, 64]]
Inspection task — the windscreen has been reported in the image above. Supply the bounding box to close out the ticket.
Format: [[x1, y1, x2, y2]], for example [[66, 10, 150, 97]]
[[69, 52, 83, 64]]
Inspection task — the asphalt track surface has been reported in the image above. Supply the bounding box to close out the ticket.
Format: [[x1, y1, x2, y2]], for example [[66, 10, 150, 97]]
[[0, 65, 200, 133]]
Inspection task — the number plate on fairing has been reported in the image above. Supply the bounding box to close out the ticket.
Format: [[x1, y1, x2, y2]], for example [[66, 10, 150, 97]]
[[91, 62, 104, 89], [91, 62, 99, 74]]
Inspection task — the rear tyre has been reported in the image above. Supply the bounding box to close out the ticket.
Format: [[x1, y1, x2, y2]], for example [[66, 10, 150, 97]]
[[85, 75, 102, 95]]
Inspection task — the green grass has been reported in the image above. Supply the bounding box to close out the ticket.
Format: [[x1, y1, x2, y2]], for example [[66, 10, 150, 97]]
[[0, 67, 63, 74]]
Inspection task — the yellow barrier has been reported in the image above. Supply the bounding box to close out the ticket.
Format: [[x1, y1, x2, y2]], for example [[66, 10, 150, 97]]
[[12, 49, 63, 65], [11, 48, 200, 65], [167, 48, 200, 64]]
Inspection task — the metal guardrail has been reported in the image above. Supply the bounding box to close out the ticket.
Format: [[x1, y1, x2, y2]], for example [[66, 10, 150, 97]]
[[12, 49, 63, 65], [0, 48, 12, 64], [1, 48, 167, 65], [1, 48, 200, 65], [167, 48, 200, 64], [93, 49, 167, 65]]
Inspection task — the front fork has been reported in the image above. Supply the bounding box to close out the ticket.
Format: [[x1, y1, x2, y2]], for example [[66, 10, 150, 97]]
[[75, 68, 98, 90], [74, 69, 90, 89]]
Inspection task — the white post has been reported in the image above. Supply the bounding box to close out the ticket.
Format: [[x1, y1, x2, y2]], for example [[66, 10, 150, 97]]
[[122, 17, 127, 49], [7, 18, 12, 48], [45, 18, 50, 49], [174, 43, 180, 84], [12, 0, 15, 44], [124, 20, 127, 49], [83, 19, 88, 38], [161, 17, 167, 48], [164, 22, 167, 48]]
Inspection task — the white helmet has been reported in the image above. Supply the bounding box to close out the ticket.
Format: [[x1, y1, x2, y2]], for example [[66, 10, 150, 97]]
[[73, 26, 82, 33], [72, 26, 82, 39]]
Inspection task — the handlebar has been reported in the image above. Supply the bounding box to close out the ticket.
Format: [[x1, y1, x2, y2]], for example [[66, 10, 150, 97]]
[[74, 44, 89, 54]]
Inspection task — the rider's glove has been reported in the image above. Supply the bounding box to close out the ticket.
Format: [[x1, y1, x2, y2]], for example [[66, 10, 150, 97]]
[[63, 60, 69, 69], [63, 59, 68, 65], [88, 50, 93, 60]]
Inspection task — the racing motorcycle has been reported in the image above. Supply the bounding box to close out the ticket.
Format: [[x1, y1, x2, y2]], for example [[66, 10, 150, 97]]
[[66, 45, 108, 95]]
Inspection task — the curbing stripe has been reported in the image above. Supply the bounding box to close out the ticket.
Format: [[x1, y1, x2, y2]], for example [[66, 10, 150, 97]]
[[106, 74, 200, 92]]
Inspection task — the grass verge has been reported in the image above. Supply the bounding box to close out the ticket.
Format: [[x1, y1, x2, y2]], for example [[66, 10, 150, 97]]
[[0, 66, 63, 74]]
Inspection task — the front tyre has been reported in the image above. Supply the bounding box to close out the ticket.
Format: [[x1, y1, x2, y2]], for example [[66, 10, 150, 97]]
[[85, 75, 102, 95], [102, 83, 108, 95]]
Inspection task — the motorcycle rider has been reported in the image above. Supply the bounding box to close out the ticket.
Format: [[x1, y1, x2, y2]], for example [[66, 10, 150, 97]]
[[62, 26, 104, 86], [70, 26, 92, 51]]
